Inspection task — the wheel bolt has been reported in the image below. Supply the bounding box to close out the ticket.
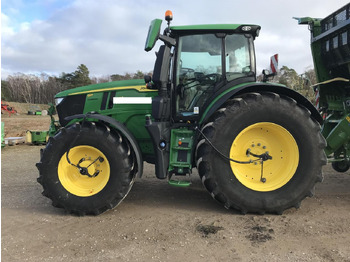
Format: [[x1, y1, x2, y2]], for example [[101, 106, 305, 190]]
[[246, 148, 251, 156]]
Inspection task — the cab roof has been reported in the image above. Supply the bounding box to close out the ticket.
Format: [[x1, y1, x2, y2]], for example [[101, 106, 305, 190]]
[[170, 24, 261, 37]]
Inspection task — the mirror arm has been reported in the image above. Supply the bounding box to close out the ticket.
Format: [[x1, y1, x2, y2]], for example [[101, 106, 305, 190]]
[[159, 34, 176, 47]]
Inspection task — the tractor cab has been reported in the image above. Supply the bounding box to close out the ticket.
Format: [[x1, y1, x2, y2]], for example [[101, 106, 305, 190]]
[[173, 31, 256, 119], [145, 11, 261, 121]]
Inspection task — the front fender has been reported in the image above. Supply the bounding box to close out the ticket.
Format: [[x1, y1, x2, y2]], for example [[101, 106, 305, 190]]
[[200, 83, 322, 125], [64, 113, 143, 178]]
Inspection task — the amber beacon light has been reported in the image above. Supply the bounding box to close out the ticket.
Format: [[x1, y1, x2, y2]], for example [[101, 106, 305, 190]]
[[165, 10, 173, 22]]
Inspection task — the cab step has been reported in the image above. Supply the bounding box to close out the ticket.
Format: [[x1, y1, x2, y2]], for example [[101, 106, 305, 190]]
[[168, 180, 191, 187]]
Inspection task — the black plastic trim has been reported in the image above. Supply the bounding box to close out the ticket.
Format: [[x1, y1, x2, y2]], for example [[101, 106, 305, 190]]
[[145, 119, 170, 179], [108, 91, 116, 109], [101, 92, 108, 110]]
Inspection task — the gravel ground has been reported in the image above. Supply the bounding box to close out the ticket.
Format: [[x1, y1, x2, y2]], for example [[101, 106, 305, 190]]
[[2, 143, 350, 262]]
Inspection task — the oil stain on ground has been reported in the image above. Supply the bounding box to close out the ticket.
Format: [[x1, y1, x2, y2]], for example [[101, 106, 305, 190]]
[[196, 223, 224, 237], [246, 225, 274, 244]]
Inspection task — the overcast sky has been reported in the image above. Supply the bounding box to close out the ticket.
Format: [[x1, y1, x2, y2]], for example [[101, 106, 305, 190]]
[[1, 0, 349, 79]]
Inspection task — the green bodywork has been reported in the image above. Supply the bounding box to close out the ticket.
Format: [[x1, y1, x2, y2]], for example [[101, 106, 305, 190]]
[[48, 103, 59, 137], [297, 3, 350, 162], [169, 128, 194, 174], [56, 79, 152, 97], [55, 79, 158, 157], [199, 82, 286, 124]]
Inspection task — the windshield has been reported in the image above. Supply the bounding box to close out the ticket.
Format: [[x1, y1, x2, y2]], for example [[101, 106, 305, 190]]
[[178, 34, 222, 77]]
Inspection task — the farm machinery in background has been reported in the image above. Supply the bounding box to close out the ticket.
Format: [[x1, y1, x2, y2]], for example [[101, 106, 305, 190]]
[[296, 3, 350, 172], [1, 102, 17, 116], [26, 104, 58, 145], [37, 11, 326, 216]]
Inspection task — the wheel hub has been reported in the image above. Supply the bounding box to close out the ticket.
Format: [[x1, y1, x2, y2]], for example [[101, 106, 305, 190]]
[[58, 146, 110, 197], [230, 122, 299, 192]]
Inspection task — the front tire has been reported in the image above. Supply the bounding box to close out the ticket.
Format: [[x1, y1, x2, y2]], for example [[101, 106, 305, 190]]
[[196, 92, 326, 214], [37, 122, 135, 215]]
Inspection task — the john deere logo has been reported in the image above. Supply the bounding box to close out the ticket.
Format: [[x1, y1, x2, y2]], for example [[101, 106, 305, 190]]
[[242, 26, 251, 31]]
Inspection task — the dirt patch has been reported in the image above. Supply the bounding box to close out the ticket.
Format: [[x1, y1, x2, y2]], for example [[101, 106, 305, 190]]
[[2, 114, 53, 138], [1, 102, 53, 137]]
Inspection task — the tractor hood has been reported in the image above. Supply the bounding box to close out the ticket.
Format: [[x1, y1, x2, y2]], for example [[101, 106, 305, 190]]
[[55, 79, 148, 98]]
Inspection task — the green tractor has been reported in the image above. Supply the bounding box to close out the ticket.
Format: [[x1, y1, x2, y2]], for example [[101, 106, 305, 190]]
[[296, 3, 350, 172], [37, 11, 326, 215]]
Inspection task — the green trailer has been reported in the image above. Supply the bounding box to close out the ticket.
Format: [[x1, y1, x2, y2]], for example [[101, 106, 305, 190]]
[[296, 3, 350, 172], [37, 11, 326, 216]]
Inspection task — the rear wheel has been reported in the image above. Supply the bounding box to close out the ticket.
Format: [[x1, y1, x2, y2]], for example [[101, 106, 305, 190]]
[[196, 92, 326, 214], [230, 122, 299, 192], [37, 122, 135, 215]]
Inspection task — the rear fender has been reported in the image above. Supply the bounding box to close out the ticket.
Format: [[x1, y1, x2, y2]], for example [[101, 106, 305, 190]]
[[64, 114, 143, 178], [200, 83, 322, 125]]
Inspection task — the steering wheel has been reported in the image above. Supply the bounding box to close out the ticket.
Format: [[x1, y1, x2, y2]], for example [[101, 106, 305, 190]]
[[205, 73, 222, 83], [180, 67, 195, 76]]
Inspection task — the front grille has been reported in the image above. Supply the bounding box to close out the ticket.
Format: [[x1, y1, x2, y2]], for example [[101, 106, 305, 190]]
[[56, 94, 86, 126]]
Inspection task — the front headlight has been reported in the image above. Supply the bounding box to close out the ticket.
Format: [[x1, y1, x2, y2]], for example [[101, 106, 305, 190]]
[[55, 97, 64, 106]]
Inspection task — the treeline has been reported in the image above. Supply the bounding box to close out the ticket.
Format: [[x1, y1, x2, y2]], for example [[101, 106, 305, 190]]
[[257, 66, 317, 103], [1, 64, 316, 104], [1, 64, 151, 104]]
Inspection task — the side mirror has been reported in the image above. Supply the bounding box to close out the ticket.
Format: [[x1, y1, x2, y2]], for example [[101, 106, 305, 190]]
[[262, 69, 270, 75], [144, 19, 162, 52], [144, 75, 154, 89], [144, 75, 151, 84], [262, 69, 276, 82]]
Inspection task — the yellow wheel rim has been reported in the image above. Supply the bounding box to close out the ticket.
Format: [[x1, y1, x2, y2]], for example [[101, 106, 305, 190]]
[[58, 146, 110, 197], [230, 122, 299, 192]]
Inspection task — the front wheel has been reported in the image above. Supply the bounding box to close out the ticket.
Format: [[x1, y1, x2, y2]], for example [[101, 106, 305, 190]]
[[36, 122, 135, 215], [196, 92, 327, 214]]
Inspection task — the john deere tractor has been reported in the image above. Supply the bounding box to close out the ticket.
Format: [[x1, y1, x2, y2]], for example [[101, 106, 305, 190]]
[[37, 11, 326, 215], [296, 3, 350, 172]]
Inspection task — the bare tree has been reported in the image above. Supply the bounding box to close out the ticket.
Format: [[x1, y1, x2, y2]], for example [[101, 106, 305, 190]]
[[7, 73, 65, 104], [4, 68, 153, 104]]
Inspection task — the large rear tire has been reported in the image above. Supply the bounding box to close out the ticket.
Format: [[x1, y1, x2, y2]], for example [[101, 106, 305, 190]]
[[36, 122, 135, 215], [196, 92, 327, 214]]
